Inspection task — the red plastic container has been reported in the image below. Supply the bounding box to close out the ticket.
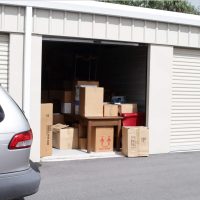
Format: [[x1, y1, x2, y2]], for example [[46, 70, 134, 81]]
[[121, 112, 145, 126]]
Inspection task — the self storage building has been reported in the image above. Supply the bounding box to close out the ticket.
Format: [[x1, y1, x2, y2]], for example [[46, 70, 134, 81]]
[[0, 0, 200, 162]]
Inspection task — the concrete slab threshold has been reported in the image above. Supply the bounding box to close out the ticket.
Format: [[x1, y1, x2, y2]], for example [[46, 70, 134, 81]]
[[41, 149, 124, 162]]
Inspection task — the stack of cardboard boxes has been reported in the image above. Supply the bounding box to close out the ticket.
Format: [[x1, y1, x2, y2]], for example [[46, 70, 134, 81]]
[[79, 86, 115, 152], [41, 103, 79, 157], [40, 80, 149, 158]]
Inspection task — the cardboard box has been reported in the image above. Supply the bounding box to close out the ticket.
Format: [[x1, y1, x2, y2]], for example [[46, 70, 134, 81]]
[[62, 91, 73, 103], [75, 85, 98, 101], [103, 104, 118, 117], [75, 80, 99, 87], [53, 113, 65, 125], [122, 126, 149, 157], [138, 127, 149, 157], [122, 126, 138, 157], [40, 103, 53, 157], [118, 104, 137, 114], [61, 103, 72, 114], [79, 138, 87, 150], [79, 87, 104, 117], [52, 124, 78, 150], [74, 81, 99, 101], [91, 127, 114, 152]]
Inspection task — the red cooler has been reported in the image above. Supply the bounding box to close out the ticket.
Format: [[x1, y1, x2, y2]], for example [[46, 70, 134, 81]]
[[121, 112, 145, 126]]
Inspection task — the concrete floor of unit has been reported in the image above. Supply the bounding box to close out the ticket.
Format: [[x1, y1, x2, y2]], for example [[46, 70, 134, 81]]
[[28, 152, 200, 200], [41, 148, 124, 162]]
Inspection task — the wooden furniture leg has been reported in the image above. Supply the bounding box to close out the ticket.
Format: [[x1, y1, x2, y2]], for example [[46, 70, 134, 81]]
[[116, 120, 121, 151], [87, 121, 92, 153]]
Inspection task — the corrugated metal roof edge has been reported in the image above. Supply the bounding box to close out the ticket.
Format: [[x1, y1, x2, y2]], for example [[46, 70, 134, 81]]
[[0, 0, 200, 27]]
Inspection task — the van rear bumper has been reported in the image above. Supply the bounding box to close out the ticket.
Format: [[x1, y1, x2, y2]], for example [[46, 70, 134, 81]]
[[0, 167, 40, 200]]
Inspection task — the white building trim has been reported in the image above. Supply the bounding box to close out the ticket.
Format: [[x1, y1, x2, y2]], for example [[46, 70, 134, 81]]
[[0, 1, 200, 27], [23, 6, 32, 120]]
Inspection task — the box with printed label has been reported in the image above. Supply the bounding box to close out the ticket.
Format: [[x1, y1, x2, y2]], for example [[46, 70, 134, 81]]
[[91, 127, 114, 152], [41, 103, 53, 157], [138, 127, 149, 156], [122, 126, 149, 157]]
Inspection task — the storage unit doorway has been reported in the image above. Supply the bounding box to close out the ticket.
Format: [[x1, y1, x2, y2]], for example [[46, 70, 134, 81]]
[[41, 37, 148, 160]]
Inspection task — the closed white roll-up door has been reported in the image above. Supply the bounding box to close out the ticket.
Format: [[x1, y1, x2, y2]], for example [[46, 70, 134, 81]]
[[0, 34, 9, 91], [171, 48, 200, 152]]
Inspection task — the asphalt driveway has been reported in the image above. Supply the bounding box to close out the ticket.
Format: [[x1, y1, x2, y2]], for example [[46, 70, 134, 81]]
[[26, 152, 200, 200]]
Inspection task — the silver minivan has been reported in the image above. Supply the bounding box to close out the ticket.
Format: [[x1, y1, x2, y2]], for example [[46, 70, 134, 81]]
[[0, 86, 40, 200]]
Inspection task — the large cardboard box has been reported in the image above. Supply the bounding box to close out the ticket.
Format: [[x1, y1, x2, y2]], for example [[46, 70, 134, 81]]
[[79, 138, 87, 150], [75, 81, 99, 101], [53, 113, 65, 125], [73, 81, 99, 114], [118, 104, 137, 114], [91, 127, 114, 152], [103, 104, 118, 117], [122, 126, 149, 157], [122, 126, 138, 157], [41, 103, 53, 157], [52, 124, 78, 150], [75, 85, 98, 101], [79, 87, 104, 117]]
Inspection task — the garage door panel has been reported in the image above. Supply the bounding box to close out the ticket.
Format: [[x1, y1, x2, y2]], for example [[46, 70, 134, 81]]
[[171, 143, 200, 148], [171, 48, 200, 152], [0, 35, 9, 90]]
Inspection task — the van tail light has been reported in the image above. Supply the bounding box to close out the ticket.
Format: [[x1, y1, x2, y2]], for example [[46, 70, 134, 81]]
[[8, 130, 33, 150]]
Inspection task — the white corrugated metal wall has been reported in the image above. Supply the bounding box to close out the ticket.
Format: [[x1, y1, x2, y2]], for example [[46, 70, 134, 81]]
[[0, 34, 9, 91], [171, 48, 200, 152], [32, 8, 200, 49]]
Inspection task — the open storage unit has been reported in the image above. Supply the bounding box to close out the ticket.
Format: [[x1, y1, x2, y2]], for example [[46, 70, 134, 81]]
[[3, 1, 200, 161], [40, 38, 148, 160]]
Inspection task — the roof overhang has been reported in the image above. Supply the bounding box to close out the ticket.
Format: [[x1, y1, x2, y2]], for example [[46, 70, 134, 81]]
[[0, 0, 199, 27]]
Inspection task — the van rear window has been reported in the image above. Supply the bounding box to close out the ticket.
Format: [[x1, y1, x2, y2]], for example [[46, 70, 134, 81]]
[[0, 105, 5, 122]]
